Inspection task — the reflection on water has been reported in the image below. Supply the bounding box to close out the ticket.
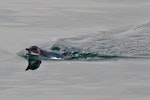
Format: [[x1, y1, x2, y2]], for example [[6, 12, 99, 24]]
[[25, 57, 41, 71], [1, 0, 150, 99]]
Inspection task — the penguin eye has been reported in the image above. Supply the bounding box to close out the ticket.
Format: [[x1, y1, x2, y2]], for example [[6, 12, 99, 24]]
[[33, 48, 37, 51]]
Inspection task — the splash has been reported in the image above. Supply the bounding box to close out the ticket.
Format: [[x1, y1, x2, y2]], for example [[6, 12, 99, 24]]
[[18, 22, 150, 61]]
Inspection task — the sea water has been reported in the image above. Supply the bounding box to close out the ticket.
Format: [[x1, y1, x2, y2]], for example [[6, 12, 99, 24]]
[[1, 0, 150, 100]]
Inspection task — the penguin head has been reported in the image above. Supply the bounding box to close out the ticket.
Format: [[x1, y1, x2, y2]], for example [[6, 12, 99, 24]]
[[26, 46, 41, 55]]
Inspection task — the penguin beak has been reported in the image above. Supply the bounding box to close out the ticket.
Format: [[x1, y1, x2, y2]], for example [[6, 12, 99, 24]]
[[26, 48, 30, 53], [26, 48, 29, 51]]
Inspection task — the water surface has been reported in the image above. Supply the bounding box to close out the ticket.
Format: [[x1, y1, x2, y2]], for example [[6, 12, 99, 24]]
[[1, 0, 150, 100]]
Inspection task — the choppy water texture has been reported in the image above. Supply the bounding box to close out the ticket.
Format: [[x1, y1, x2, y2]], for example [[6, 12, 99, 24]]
[[41, 22, 150, 60]]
